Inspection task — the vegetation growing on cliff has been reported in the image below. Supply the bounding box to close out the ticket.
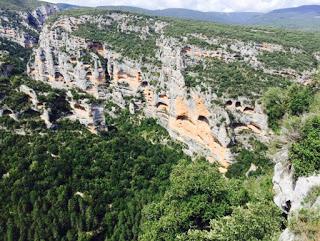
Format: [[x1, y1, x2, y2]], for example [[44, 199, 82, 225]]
[[0, 38, 32, 75], [263, 84, 316, 130], [73, 21, 158, 62], [289, 186, 320, 241], [258, 50, 317, 72], [2, 5, 320, 241], [164, 19, 320, 54], [290, 116, 320, 178], [184, 57, 289, 99], [0, 0, 44, 10]]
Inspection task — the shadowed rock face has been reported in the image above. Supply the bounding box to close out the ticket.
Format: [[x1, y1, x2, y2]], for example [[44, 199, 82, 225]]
[[28, 13, 271, 167], [0, 4, 59, 48]]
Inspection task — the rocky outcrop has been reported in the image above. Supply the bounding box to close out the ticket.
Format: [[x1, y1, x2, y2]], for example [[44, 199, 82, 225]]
[[0, 4, 59, 47], [273, 145, 320, 241], [28, 13, 273, 167]]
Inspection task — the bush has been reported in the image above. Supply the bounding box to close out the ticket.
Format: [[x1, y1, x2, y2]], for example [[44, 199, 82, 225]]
[[290, 116, 320, 178], [289, 208, 320, 241], [287, 85, 313, 116]]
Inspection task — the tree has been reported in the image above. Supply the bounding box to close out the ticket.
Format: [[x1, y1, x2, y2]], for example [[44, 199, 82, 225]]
[[262, 87, 287, 130], [139, 159, 249, 241]]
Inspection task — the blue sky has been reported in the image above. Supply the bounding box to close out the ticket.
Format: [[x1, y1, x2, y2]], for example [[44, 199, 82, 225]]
[[46, 0, 320, 12]]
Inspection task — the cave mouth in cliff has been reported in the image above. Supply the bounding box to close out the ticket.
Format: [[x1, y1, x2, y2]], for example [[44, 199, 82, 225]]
[[235, 101, 242, 108], [141, 81, 148, 87], [159, 94, 168, 99], [89, 42, 104, 51], [225, 100, 233, 106], [176, 115, 189, 121], [3, 109, 13, 116], [181, 46, 191, 54], [54, 72, 64, 81], [86, 72, 93, 80], [231, 123, 247, 129], [156, 102, 168, 109], [74, 103, 86, 111], [198, 115, 209, 125], [244, 107, 255, 112]]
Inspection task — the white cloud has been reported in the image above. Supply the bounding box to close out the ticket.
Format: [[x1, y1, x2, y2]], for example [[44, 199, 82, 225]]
[[46, 0, 320, 12]]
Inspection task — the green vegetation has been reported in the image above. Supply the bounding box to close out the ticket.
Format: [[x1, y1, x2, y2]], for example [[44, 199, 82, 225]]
[[258, 50, 317, 72], [0, 0, 44, 10], [0, 38, 32, 75], [262, 76, 319, 178], [165, 19, 320, 54], [289, 187, 320, 241], [289, 208, 320, 241], [184, 57, 289, 99], [2, 7, 320, 241], [0, 75, 71, 130], [263, 84, 315, 130], [0, 106, 189, 241], [226, 140, 272, 178], [139, 160, 282, 241], [73, 22, 157, 62], [303, 186, 320, 206], [290, 116, 320, 178], [186, 36, 220, 50]]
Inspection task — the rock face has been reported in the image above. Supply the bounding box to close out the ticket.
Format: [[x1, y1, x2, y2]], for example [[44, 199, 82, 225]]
[[28, 13, 273, 167], [0, 4, 59, 48], [273, 146, 320, 241]]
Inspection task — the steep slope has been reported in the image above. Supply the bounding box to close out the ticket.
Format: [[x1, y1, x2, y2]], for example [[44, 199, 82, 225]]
[[27, 9, 320, 168], [0, 0, 59, 77], [1, 3, 320, 241]]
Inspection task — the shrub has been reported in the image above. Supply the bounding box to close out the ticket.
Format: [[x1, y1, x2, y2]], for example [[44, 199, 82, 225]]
[[290, 116, 320, 178]]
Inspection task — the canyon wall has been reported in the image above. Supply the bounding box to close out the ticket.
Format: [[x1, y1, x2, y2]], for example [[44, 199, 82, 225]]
[[28, 14, 270, 169]]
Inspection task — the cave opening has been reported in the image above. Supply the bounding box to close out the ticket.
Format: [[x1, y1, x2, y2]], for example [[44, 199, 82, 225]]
[[225, 100, 233, 106], [176, 115, 189, 121], [198, 115, 209, 125], [54, 72, 64, 81], [156, 102, 168, 109], [235, 101, 242, 108], [141, 81, 148, 87], [3, 109, 13, 115], [244, 107, 255, 112]]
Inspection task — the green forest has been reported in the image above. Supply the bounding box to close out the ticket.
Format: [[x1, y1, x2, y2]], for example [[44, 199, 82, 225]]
[[1, 3, 320, 241]]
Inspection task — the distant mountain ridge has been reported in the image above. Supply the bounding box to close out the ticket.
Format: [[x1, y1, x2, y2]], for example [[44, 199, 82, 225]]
[[270, 4, 320, 14], [100, 4, 320, 31], [0, 1, 319, 31]]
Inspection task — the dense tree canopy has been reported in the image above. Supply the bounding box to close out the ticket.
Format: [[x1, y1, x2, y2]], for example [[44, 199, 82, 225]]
[[0, 112, 189, 241]]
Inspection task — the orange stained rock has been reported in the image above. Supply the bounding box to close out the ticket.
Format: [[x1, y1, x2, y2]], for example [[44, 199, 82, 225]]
[[247, 124, 262, 134], [157, 103, 169, 112], [143, 87, 154, 105], [175, 96, 189, 117], [194, 96, 210, 117], [114, 70, 142, 90], [159, 94, 169, 101], [169, 96, 229, 168]]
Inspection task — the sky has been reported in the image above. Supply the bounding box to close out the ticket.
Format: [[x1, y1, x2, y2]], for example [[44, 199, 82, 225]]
[[45, 0, 320, 12]]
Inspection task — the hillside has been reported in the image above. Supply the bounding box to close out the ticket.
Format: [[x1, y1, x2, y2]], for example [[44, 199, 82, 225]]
[[0, 0, 48, 10], [0, 1, 320, 241], [101, 5, 320, 31]]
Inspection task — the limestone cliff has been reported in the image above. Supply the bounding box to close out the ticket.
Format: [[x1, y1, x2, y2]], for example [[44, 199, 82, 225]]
[[0, 4, 59, 48], [27, 12, 278, 169]]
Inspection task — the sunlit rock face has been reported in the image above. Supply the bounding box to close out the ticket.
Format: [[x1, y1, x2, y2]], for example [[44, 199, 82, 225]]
[[28, 13, 271, 167]]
